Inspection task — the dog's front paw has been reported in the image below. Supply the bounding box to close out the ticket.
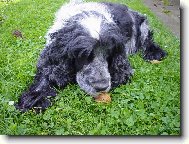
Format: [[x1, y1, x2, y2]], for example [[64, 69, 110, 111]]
[[15, 92, 50, 112], [16, 87, 56, 112], [144, 48, 167, 61]]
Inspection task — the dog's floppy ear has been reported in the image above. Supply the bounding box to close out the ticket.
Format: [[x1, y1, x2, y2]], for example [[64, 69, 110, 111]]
[[109, 53, 133, 88]]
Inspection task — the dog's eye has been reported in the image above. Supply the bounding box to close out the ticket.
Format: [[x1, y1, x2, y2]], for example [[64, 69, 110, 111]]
[[75, 56, 89, 71], [78, 57, 88, 64], [75, 52, 94, 71], [87, 53, 94, 62]]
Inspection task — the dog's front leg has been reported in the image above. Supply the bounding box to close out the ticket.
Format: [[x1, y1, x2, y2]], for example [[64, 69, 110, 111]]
[[16, 71, 56, 112], [140, 20, 167, 61]]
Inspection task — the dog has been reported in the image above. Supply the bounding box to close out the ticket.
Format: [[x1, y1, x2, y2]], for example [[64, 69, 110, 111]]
[[16, 1, 167, 112]]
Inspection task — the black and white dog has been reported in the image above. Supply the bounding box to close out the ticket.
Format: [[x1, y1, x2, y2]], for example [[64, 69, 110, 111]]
[[16, 1, 167, 112]]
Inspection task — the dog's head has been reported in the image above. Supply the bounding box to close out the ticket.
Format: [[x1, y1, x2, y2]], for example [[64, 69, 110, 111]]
[[75, 46, 111, 97], [44, 10, 132, 97], [73, 32, 126, 97]]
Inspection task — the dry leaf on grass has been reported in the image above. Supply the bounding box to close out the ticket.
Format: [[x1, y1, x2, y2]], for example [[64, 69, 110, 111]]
[[95, 92, 111, 103], [150, 60, 162, 64]]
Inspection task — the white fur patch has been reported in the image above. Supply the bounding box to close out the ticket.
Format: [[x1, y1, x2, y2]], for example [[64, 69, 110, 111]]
[[70, 0, 83, 4], [80, 16, 102, 39], [124, 9, 137, 54], [140, 19, 149, 46], [45, 2, 114, 45]]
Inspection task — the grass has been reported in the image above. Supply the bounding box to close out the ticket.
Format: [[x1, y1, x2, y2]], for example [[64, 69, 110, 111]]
[[0, 0, 180, 135]]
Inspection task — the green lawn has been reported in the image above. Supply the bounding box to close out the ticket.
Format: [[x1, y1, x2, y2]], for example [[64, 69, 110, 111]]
[[0, 0, 180, 135]]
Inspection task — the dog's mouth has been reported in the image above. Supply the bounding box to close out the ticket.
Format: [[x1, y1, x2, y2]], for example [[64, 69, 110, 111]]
[[89, 84, 111, 98], [92, 91, 109, 98]]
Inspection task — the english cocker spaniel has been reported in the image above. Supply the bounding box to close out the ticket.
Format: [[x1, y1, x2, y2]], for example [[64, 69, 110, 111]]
[[16, 1, 167, 112]]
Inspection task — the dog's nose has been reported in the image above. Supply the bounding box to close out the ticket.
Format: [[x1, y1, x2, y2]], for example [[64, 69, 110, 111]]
[[94, 85, 109, 92], [87, 77, 110, 92], [91, 79, 110, 92]]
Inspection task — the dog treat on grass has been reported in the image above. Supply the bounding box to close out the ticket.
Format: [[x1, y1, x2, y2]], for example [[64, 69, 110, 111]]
[[95, 92, 111, 103], [150, 60, 162, 64]]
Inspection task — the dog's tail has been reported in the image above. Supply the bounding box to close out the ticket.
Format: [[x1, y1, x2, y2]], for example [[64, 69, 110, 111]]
[[70, 0, 83, 4]]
